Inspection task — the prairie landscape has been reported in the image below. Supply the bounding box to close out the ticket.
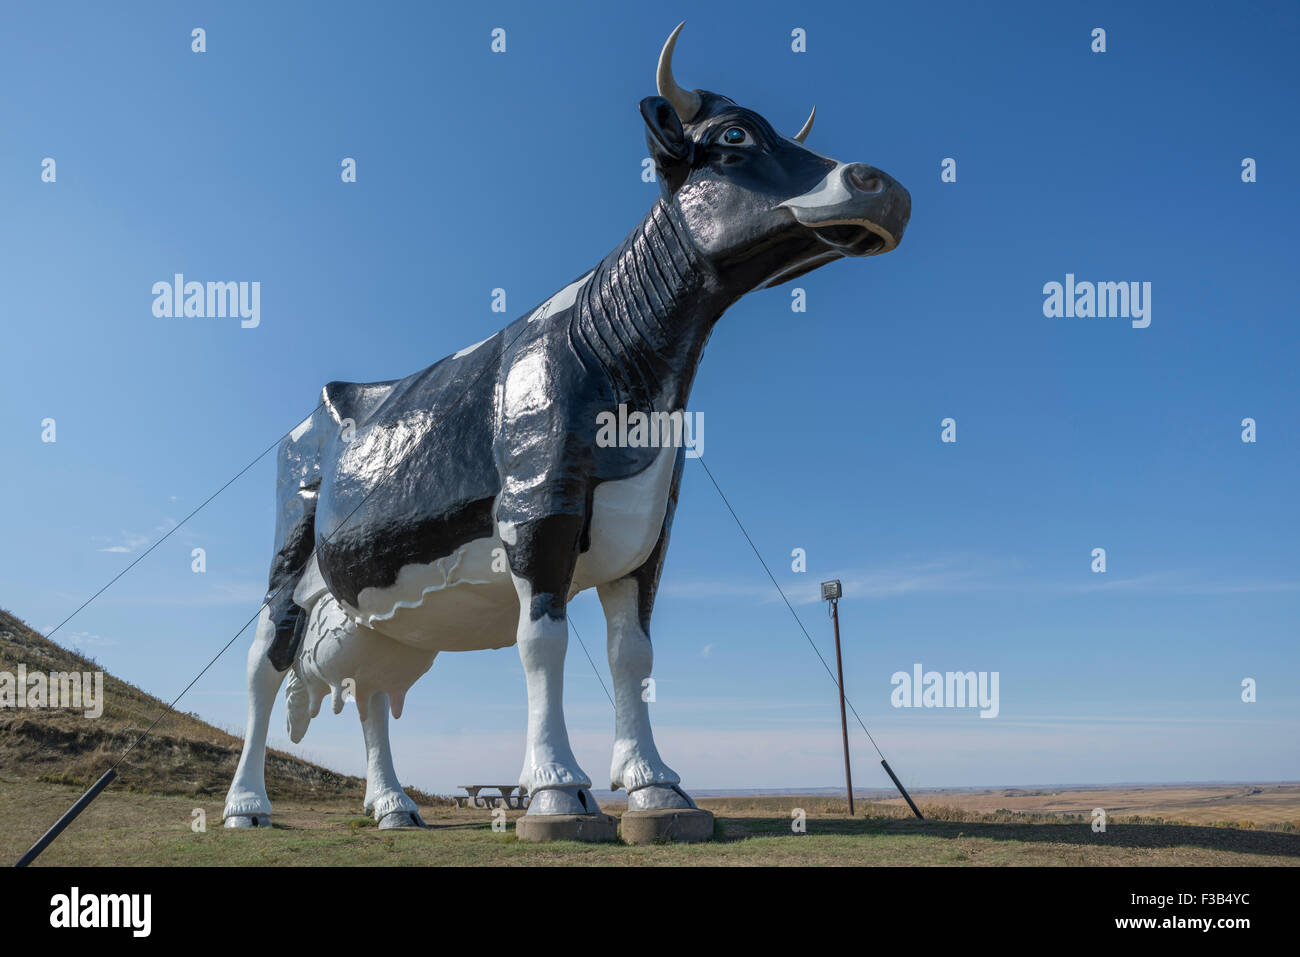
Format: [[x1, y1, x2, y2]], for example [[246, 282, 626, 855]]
[[4, 609, 1297, 866], [4, 778, 1298, 867]]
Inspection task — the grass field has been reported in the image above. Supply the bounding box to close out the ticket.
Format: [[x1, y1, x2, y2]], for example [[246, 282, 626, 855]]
[[5, 609, 1298, 867], [6, 778, 1298, 866], [835, 782, 1300, 830]]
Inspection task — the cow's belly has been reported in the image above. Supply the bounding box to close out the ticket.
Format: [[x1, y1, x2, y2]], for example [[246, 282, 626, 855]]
[[346, 443, 678, 652], [349, 537, 518, 652]]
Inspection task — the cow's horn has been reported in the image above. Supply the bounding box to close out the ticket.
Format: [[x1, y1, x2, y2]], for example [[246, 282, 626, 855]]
[[657, 21, 702, 123], [793, 105, 816, 143]]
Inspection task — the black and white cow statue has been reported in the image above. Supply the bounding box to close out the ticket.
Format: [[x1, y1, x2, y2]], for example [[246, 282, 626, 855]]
[[223, 23, 910, 829]]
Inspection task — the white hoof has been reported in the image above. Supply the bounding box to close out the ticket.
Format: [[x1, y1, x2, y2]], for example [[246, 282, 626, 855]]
[[367, 789, 419, 821], [527, 786, 602, 816], [523, 761, 592, 793], [628, 784, 695, 811], [610, 752, 681, 793], [224, 791, 272, 819], [378, 810, 427, 829], [224, 814, 271, 828]]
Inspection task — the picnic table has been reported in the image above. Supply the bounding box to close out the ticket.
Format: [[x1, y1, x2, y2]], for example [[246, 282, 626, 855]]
[[455, 784, 529, 810]]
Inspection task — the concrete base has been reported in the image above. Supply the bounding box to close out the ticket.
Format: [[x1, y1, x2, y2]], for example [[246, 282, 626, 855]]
[[515, 812, 618, 843], [620, 807, 715, 844]]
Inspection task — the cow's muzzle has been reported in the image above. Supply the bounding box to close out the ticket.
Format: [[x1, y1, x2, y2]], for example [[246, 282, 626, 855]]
[[780, 162, 911, 256]]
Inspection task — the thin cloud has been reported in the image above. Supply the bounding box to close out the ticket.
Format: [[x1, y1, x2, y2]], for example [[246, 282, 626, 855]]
[[101, 580, 267, 607], [662, 556, 1298, 604], [96, 531, 151, 554], [65, 630, 117, 647], [661, 556, 1017, 605]]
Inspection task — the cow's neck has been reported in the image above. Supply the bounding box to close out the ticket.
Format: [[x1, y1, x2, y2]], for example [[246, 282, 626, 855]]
[[572, 198, 728, 415]]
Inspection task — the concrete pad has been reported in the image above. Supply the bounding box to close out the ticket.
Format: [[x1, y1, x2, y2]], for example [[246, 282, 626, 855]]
[[620, 807, 715, 844], [515, 812, 618, 843]]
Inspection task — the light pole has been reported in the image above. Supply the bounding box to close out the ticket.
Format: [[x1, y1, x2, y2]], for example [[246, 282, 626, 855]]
[[822, 579, 853, 815]]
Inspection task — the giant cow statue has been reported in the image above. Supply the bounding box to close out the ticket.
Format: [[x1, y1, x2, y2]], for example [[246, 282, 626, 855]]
[[223, 23, 910, 829]]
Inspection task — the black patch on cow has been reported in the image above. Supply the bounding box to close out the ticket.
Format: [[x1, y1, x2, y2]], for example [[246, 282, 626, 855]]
[[628, 448, 686, 634], [262, 94, 910, 647], [506, 513, 585, 621], [312, 199, 726, 611], [265, 479, 319, 672]]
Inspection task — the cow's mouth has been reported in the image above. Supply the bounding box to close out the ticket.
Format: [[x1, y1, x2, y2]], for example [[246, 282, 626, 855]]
[[811, 222, 890, 256]]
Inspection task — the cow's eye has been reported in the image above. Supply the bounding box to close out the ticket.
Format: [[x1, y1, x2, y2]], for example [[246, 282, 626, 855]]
[[720, 126, 754, 147]]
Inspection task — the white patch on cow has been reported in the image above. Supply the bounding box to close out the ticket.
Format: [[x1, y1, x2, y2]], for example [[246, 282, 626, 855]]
[[571, 442, 677, 594], [453, 334, 494, 359], [293, 552, 329, 610], [502, 348, 550, 419], [778, 159, 898, 252], [289, 413, 314, 443], [779, 161, 852, 214], [527, 271, 594, 323], [352, 535, 510, 650], [597, 575, 681, 792], [346, 444, 677, 652], [510, 570, 592, 793], [293, 593, 435, 725]]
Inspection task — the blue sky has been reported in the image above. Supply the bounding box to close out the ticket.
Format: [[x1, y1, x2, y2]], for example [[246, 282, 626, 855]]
[[2, 0, 1296, 795]]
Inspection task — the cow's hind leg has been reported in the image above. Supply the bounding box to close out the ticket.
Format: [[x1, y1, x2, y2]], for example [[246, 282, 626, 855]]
[[223, 607, 286, 827], [359, 691, 426, 829], [597, 576, 693, 810], [225, 406, 320, 827], [290, 595, 436, 826], [507, 514, 599, 815]]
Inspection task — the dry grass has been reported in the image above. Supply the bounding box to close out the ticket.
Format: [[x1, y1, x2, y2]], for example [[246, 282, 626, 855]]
[[0, 608, 368, 803], [699, 786, 1300, 832], [4, 779, 1298, 867], [4, 607, 1298, 866]]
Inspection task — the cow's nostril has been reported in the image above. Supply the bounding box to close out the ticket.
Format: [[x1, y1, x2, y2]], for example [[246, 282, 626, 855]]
[[847, 167, 883, 194]]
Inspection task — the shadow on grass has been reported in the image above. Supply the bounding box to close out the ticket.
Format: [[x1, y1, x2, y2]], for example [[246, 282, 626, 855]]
[[419, 821, 499, 833], [720, 815, 1300, 859]]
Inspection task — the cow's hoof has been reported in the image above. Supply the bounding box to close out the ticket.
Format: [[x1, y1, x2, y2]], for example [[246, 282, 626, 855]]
[[628, 783, 695, 811], [224, 814, 271, 828], [368, 790, 421, 822], [526, 785, 601, 816], [378, 810, 427, 830]]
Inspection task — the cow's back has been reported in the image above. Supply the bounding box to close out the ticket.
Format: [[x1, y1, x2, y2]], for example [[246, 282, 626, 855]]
[[311, 264, 672, 643], [314, 332, 505, 610]]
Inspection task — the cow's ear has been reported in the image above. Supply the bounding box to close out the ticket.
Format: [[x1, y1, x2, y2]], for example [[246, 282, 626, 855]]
[[640, 96, 692, 193]]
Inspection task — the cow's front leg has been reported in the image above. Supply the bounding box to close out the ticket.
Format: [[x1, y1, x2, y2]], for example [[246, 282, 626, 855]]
[[506, 514, 599, 815], [597, 576, 694, 810]]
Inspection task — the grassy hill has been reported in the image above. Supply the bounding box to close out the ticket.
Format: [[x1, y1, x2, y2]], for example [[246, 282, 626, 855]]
[[0, 608, 367, 803]]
